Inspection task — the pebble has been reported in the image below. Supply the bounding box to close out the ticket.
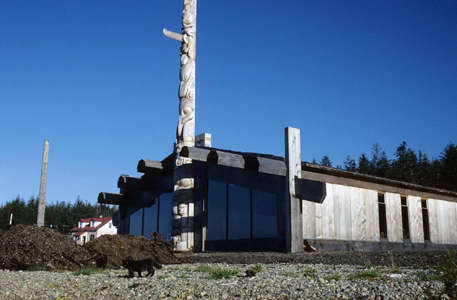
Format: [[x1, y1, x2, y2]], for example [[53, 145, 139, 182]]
[[0, 263, 448, 299]]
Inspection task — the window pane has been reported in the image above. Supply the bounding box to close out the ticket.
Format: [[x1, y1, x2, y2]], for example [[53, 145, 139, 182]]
[[228, 184, 250, 240], [129, 208, 143, 236], [252, 190, 277, 238], [158, 193, 173, 241], [207, 180, 227, 240], [143, 201, 158, 239]]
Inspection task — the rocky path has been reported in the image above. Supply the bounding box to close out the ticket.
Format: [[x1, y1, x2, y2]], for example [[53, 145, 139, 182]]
[[0, 262, 447, 299]]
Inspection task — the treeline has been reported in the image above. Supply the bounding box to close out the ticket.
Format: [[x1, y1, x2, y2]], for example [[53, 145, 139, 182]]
[[0, 196, 116, 233], [315, 142, 457, 192]]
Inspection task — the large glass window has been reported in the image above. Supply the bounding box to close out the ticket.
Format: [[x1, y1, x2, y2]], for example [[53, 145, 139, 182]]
[[228, 184, 250, 239], [207, 180, 278, 241], [207, 180, 227, 240], [129, 208, 143, 236], [143, 201, 158, 239], [252, 189, 277, 238], [158, 193, 173, 241]]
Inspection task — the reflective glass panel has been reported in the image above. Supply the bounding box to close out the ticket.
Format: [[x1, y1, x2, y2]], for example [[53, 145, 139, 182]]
[[207, 180, 227, 240], [158, 193, 173, 241], [252, 190, 277, 238], [143, 200, 158, 239], [228, 184, 250, 240], [129, 208, 143, 236]]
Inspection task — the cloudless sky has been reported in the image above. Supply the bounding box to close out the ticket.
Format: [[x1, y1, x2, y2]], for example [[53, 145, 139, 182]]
[[1, 0, 456, 206]]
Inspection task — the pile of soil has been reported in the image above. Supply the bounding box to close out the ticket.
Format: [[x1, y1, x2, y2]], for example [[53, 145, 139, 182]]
[[0, 225, 94, 270], [84, 232, 180, 268], [0, 225, 181, 271]]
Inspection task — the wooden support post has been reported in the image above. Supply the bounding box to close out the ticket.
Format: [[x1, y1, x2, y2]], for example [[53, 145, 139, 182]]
[[285, 127, 303, 253], [37, 139, 49, 227]]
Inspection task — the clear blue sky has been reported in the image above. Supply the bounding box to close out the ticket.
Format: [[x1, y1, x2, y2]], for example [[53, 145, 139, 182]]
[[1, 0, 456, 206]]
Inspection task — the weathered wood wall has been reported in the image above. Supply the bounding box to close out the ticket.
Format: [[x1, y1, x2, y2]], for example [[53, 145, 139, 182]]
[[428, 199, 457, 244], [385, 193, 403, 242], [302, 183, 380, 242], [407, 196, 423, 243], [303, 183, 457, 245]]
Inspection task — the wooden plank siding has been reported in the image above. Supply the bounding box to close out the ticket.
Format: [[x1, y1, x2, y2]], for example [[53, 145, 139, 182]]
[[407, 196, 424, 243], [449, 201, 457, 244], [302, 198, 316, 239], [334, 185, 352, 240], [427, 199, 440, 243], [384, 193, 403, 242], [303, 184, 380, 242], [350, 187, 365, 241], [364, 189, 380, 241], [321, 183, 336, 240], [301, 183, 457, 246]]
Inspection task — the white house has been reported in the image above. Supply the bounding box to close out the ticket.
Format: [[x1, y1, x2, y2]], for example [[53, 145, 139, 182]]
[[71, 216, 117, 245]]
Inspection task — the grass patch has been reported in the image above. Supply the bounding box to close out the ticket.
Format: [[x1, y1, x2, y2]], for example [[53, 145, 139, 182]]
[[415, 271, 440, 281], [348, 270, 381, 280], [250, 264, 263, 273], [72, 268, 105, 276], [303, 268, 317, 278], [208, 268, 240, 280], [157, 275, 169, 280], [324, 274, 341, 281], [195, 265, 213, 273], [437, 254, 457, 299], [27, 265, 47, 272], [177, 274, 191, 279]]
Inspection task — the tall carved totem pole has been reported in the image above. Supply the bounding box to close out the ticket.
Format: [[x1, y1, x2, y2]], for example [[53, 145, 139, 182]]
[[163, 0, 197, 251]]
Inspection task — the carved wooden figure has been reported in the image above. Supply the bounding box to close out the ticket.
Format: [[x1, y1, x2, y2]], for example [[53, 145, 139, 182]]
[[164, 0, 197, 251]]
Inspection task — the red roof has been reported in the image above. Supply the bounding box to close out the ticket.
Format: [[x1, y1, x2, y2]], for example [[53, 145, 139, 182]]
[[71, 217, 112, 233]]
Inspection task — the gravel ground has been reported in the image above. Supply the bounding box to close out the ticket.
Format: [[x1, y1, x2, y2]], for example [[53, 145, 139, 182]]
[[0, 263, 448, 299]]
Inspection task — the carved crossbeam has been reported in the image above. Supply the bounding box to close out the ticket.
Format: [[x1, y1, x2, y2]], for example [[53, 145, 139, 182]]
[[294, 177, 327, 203], [257, 157, 287, 176], [98, 192, 124, 205], [207, 150, 245, 169], [180, 146, 287, 176], [180, 146, 210, 162], [137, 159, 164, 175], [117, 176, 142, 189]]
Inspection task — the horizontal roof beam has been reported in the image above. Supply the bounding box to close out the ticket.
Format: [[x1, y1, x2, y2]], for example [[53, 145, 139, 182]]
[[294, 177, 326, 203], [180, 146, 287, 176], [98, 192, 125, 205], [137, 159, 164, 175]]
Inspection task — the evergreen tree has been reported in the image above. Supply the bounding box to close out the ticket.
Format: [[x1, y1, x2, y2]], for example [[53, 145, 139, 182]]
[[0, 197, 116, 232], [370, 143, 389, 178], [440, 143, 457, 191], [389, 141, 418, 183], [344, 156, 357, 172], [320, 156, 332, 167], [358, 154, 371, 174]]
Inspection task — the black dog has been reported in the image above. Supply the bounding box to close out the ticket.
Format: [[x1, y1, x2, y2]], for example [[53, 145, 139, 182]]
[[122, 257, 162, 278]]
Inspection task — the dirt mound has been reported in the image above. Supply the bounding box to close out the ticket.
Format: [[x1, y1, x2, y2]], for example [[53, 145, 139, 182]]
[[0, 225, 181, 271], [84, 232, 181, 268], [0, 225, 94, 270]]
